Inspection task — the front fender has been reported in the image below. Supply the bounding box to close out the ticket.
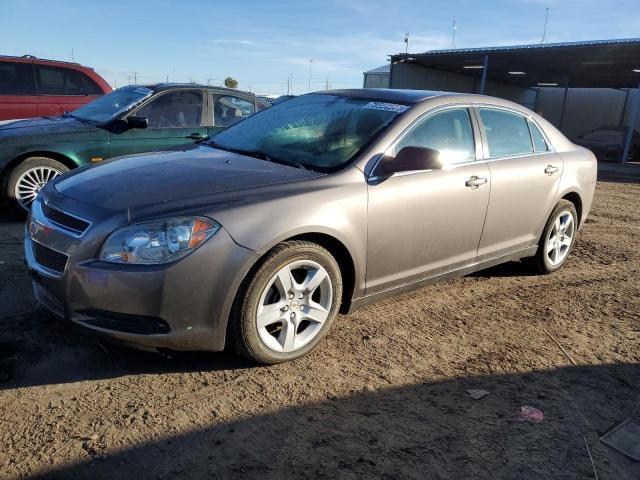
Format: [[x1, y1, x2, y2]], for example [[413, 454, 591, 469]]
[[211, 167, 369, 298]]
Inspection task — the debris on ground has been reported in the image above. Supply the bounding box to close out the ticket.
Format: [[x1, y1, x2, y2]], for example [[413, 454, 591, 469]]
[[518, 406, 544, 423], [601, 419, 640, 461], [467, 389, 490, 400]]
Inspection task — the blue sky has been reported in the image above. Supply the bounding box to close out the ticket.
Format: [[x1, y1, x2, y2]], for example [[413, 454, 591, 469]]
[[1, 0, 639, 95]]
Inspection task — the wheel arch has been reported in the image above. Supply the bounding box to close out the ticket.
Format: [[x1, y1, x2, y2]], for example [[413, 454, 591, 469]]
[[1, 151, 78, 203], [285, 232, 357, 314], [230, 231, 358, 321], [560, 191, 583, 225], [2, 150, 78, 185]]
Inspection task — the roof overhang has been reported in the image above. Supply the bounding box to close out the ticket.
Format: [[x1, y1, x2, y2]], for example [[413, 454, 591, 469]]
[[390, 38, 640, 89]]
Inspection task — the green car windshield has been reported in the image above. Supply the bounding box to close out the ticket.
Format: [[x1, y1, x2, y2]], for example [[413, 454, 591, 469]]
[[71, 86, 154, 124], [210, 94, 409, 171]]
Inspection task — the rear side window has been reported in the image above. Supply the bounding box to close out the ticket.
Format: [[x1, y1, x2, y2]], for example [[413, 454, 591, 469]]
[[528, 120, 549, 153], [136, 90, 204, 128], [395, 107, 476, 164], [36, 65, 103, 95], [213, 95, 256, 127], [478, 108, 534, 158], [0, 61, 37, 95]]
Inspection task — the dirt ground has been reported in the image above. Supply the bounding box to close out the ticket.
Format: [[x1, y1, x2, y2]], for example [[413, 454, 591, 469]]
[[1, 167, 640, 479]]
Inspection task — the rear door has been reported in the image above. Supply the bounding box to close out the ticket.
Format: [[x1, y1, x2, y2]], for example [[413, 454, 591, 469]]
[[108, 89, 207, 158], [35, 64, 104, 116], [204, 91, 257, 138], [475, 106, 563, 261], [0, 60, 38, 120], [366, 106, 491, 294]]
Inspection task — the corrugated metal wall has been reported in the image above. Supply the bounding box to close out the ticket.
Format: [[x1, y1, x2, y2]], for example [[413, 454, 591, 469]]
[[535, 88, 640, 138], [389, 63, 640, 140], [363, 73, 390, 88], [390, 63, 537, 108]]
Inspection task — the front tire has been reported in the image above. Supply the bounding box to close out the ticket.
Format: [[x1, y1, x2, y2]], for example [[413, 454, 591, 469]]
[[6, 157, 69, 211], [529, 200, 578, 274], [231, 241, 343, 364]]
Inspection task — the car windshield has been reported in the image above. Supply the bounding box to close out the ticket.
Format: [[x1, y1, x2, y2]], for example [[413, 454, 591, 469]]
[[209, 94, 409, 171], [70, 86, 154, 123]]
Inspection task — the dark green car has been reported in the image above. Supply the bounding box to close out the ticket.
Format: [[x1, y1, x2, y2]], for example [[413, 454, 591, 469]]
[[0, 84, 269, 210]]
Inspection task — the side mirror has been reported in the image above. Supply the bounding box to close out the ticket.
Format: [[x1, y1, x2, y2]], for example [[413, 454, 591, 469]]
[[379, 146, 442, 176], [127, 116, 148, 129]]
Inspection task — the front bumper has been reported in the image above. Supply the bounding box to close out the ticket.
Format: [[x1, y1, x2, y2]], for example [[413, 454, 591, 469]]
[[25, 193, 259, 352]]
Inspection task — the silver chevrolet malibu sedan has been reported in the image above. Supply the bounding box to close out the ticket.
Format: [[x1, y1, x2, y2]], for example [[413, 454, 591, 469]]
[[25, 89, 597, 364]]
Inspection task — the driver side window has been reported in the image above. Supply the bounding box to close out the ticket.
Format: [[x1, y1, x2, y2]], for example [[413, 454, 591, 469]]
[[395, 108, 476, 164], [136, 90, 203, 128]]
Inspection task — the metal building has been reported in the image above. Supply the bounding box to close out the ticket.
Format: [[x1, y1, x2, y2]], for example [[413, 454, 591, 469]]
[[367, 38, 640, 162], [363, 64, 390, 88]]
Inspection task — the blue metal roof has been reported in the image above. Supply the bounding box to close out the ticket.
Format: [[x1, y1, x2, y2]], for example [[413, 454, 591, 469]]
[[363, 64, 391, 75], [415, 37, 640, 56]]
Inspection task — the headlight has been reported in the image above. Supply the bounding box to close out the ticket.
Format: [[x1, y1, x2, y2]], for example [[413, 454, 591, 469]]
[[100, 216, 220, 264]]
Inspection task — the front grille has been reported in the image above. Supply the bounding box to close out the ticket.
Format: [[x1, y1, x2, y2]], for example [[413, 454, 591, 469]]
[[75, 309, 171, 335], [42, 203, 90, 235], [32, 241, 68, 274]]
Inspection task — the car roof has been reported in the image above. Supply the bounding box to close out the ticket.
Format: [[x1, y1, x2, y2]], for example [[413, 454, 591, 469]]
[[136, 83, 267, 103], [315, 88, 454, 104], [0, 54, 93, 70]]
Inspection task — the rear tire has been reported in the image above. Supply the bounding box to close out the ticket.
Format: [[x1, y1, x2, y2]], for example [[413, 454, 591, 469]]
[[5, 157, 69, 212], [528, 200, 578, 274], [230, 240, 343, 364]]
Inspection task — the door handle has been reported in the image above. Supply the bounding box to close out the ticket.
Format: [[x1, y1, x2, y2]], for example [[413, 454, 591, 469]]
[[465, 176, 488, 188], [186, 132, 205, 140], [545, 164, 559, 175]]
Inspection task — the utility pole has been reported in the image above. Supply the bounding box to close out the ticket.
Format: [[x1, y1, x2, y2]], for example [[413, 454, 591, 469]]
[[540, 8, 550, 44], [133, 72, 137, 84], [287, 73, 293, 95], [308, 59, 313, 92], [451, 18, 458, 48], [71, 48, 75, 62], [404, 32, 409, 53]]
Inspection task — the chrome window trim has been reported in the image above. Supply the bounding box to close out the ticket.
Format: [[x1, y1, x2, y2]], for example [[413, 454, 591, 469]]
[[368, 104, 480, 179], [473, 104, 557, 160], [367, 147, 556, 182]]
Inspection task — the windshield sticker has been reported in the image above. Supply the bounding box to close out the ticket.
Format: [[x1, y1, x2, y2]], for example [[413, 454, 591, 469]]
[[362, 102, 409, 113]]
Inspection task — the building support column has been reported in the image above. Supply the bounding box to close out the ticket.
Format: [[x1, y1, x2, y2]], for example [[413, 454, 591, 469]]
[[621, 80, 640, 163], [558, 79, 570, 132], [479, 55, 489, 95]]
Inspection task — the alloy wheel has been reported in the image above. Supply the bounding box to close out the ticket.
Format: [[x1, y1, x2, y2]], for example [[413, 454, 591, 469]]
[[256, 259, 333, 353], [14, 166, 62, 210], [546, 210, 575, 266]]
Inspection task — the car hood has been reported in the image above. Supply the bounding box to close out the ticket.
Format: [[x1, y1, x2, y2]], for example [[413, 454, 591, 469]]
[[0, 116, 98, 143], [54, 146, 323, 212]]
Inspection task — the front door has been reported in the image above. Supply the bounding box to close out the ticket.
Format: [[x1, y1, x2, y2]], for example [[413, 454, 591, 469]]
[[366, 107, 491, 294], [474, 107, 563, 260], [108, 89, 206, 158]]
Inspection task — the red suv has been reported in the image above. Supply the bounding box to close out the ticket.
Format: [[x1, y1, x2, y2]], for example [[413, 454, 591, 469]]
[[0, 55, 112, 121]]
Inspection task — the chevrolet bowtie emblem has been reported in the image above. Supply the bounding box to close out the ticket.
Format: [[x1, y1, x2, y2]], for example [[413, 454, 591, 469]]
[[30, 220, 51, 236]]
